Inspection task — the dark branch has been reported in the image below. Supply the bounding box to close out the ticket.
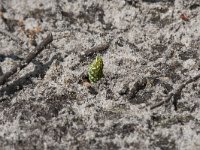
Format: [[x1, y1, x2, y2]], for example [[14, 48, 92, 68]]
[[0, 33, 53, 86], [0, 66, 3, 76], [150, 73, 200, 110], [150, 93, 173, 110], [79, 43, 109, 62]]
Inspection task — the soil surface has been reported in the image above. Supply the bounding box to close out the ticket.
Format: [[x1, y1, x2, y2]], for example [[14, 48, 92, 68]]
[[0, 0, 200, 150]]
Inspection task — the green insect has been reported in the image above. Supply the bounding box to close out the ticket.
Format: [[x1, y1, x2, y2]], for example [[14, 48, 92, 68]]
[[88, 55, 104, 83]]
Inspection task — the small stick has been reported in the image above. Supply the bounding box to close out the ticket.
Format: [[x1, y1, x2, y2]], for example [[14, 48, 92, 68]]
[[0, 33, 53, 86], [0, 28, 23, 44], [79, 43, 109, 62], [83, 43, 109, 57], [150, 93, 173, 110], [0, 66, 3, 76], [150, 73, 200, 110]]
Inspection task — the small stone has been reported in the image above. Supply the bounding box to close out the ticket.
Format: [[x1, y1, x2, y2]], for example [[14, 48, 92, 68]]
[[83, 81, 92, 88], [119, 84, 129, 95], [88, 86, 98, 95], [128, 78, 147, 100], [183, 59, 196, 69]]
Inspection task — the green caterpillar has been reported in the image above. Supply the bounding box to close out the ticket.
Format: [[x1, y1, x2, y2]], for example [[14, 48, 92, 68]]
[[88, 55, 104, 83]]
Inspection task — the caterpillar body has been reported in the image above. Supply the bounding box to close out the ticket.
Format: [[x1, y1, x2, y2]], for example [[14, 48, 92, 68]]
[[88, 56, 104, 83]]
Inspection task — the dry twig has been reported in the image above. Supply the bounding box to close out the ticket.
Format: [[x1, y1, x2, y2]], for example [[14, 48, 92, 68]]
[[79, 43, 109, 62], [70, 43, 109, 70], [150, 73, 200, 110], [0, 33, 53, 86], [0, 66, 3, 76]]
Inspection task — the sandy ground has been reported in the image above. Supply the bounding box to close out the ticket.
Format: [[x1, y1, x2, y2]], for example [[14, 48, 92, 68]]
[[0, 0, 200, 149]]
